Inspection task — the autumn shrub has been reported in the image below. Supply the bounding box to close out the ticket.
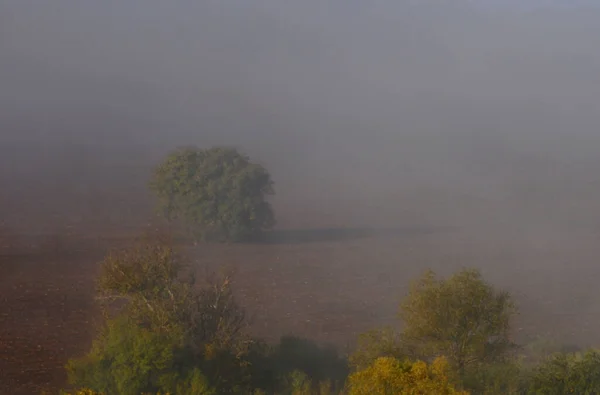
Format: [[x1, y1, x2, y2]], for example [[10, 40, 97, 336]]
[[346, 356, 469, 395]]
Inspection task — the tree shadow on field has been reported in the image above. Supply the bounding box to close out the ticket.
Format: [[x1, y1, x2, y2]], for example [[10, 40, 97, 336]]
[[256, 226, 452, 245]]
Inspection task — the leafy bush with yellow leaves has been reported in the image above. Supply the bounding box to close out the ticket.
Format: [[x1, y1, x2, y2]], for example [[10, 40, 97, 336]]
[[346, 356, 469, 395], [59, 390, 173, 395]]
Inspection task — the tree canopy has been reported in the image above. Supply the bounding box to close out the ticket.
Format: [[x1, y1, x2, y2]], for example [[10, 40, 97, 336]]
[[61, 242, 600, 395], [66, 234, 249, 394], [529, 349, 600, 394], [149, 147, 275, 242], [399, 269, 517, 380]]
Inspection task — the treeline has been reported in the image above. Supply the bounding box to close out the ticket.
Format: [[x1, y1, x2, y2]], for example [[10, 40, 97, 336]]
[[56, 234, 600, 395], [44, 146, 600, 394]]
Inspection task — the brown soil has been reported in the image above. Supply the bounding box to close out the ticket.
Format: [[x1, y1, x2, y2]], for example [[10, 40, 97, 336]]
[[3, 222, 600, 394], [3, 205, 600, 394]]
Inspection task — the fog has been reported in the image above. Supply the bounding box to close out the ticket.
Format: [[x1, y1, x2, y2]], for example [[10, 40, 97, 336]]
[[6, 0, 600, 366], [2, 0, 600, 235]]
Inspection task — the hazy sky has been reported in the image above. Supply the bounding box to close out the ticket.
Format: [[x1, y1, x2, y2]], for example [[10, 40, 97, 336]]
[[2, 0, 600, 229], [5, 1, 600, 358]]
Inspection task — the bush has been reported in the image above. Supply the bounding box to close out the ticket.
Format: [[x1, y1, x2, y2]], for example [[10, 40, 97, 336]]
[[241, 336, 348, 394], [346, 356, 469, 395], [529, 349, 600, 394], [273, 336, 348, 393], [461, 360, 527, 395], [66, 316, 214, 395], [149, 146, 275, 242], [66, 235, 249, 394]]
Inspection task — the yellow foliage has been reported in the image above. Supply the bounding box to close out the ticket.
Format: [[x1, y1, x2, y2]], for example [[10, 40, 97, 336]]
[[204, 342, 218, 360], [347, 356, 470, 395], [59, 390, 172, 395]]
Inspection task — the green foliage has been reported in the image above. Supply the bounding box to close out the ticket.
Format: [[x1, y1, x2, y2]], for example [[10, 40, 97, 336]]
[[522, 334, 581, 367], [96, 235, 248, 355], [277, 369, 336, 395], [400, 268, 517, 380], [273, 336, 348, 389], [349, 326, 405, 371], [149, 146, 275, 242], [346, 356, 469, 395], [461, 360, 527, 395], [241, 336, 348, 394], [172, 368, 216, 395], [66, 235, 250, 394], [285, 370, 313, 395], [96, 234, 192, 334], [64, 255, 600, 395], [529, 350, 600, 394], [66, 316, 212, 395], [345, 268, 524, 393]]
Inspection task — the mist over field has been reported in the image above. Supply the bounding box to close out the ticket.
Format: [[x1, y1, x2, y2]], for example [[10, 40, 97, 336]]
[[3, 0, 600, 366]]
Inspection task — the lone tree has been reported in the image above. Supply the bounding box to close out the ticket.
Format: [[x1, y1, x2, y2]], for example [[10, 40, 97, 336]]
[[149, 146, 275, 242], [399, 269, 517, 381]]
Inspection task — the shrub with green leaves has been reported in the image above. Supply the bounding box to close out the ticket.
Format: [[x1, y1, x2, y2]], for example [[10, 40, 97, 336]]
[[66, 235, 249, 395], [272, 336, 348, 393], [529, 349, 600, 394], [149, 147, 275, 242], [66, 316, 214, 395]]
